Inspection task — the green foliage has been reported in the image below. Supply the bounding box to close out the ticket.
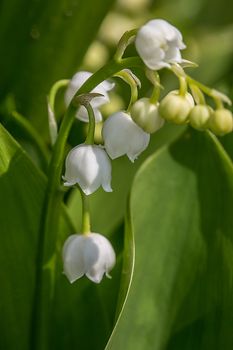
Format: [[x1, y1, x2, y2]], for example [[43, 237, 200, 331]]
[[106, 129, 233, 349], [0, 124, 44, 349], [0, 123, 120, 350]]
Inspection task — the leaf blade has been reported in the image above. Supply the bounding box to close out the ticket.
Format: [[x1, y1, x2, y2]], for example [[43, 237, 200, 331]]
[[106, 129, 233, 350]]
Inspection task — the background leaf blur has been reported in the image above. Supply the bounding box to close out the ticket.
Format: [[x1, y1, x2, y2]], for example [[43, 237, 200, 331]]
[[0, 0, 116, 136]]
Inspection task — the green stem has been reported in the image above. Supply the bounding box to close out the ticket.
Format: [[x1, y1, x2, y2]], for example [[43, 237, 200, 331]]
[[150, 87, 160, 104], [186, 76, 213, 97], [115, 69, 139, 111], [170, 64, 189, 96], [128, 84, 138, 111], [149, 73, 161, 104], [85, 103, 95, 145], [80, 189, 91, 234], [171, 64, 231, 105], [189, 84, 206, 105], [30, 56, 143, 350], [49, 79, 69, 111], [114, 29, 138, 62], [186, 75, 231, 106], [214, 98, 224, 109], [178, 76, 187, 96], [48, 79, 69, 145]]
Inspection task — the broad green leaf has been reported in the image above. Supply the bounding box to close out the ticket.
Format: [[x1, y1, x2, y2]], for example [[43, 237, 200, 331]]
[[0, 123, 118, 349], [0, 123, 46, 349], [0, 0, 116, 135], [106, 129, 233, 350]]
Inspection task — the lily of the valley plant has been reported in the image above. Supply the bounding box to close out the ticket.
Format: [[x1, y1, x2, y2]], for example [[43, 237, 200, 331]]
[[47, 19, 232, 286]]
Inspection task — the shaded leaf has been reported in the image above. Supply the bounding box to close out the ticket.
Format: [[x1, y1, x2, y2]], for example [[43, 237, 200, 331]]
[[106, 129, 233, 350], [0, 123, 46, 349]]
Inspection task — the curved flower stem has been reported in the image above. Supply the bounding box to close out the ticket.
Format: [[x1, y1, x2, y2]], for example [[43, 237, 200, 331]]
[[189, 84, 206, 105], [171, 64, 187, 96], [171, 64, 231, 106], [149, 72, 161, 104], [30, 56, 143, 350], [150, 87, 160, 104], [115, 69, 139, 111], [178, 76, 187, 97], [186, 76, 231, 106], [214, 98, 224, 109], [48, 79, 70, 112], [48, 79, 69, 145], [85, 103, 95, 145], [114, 29, 138, 62]]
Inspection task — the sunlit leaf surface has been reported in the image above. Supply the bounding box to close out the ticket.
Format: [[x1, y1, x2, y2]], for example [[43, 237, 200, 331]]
[[106, 129, 233, 350]]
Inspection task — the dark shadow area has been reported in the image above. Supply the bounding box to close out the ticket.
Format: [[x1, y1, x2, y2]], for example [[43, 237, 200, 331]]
[[166, 128, 233, 349]]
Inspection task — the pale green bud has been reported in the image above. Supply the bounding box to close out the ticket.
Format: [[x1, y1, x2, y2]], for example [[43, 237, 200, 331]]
[[130, 98, 164, 133], [209, 109, 233, 136], [159, 90, 194, 124], [189, 105, 212, 131]]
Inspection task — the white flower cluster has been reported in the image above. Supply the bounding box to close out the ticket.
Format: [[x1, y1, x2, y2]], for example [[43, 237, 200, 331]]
[[63, 75, 161, 195], [63, 19, 187, 198], [61, 19, 187, 284], [61, 18, 232, 284]]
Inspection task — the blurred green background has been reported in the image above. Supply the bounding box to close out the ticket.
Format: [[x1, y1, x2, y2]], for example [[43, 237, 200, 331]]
[[1, 0, 233, 146]]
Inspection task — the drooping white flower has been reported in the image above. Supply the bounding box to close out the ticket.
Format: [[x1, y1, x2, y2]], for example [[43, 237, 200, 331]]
[[63, 144, 112, 195], [102, 111, 150, 162], [63, 232, 116, 284], [135, 19, 186, 70], [65, 71, 114, 122]]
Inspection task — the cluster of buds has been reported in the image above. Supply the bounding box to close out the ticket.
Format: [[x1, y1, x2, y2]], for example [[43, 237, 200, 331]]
[[52, 18, 232, 284], [158, 84, 233, 136]]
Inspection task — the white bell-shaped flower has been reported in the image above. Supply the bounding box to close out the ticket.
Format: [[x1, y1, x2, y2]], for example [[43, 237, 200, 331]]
[[135, 19, 186, 70], [102, 111, 150, 162], [63, 144, 112, 195], [65, 71, 114, 122], [63, 232, 116, 284]]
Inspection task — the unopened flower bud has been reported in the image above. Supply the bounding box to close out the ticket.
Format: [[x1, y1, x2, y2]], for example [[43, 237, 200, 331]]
[[63, 144, 112, 195], [63, 232, 116, 284], [102, 111, 150, 162], [208, 109, 233, 136], [159, 90, 194, 124], [189, 105, 212, 131], [130, 98, 164, 133]]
